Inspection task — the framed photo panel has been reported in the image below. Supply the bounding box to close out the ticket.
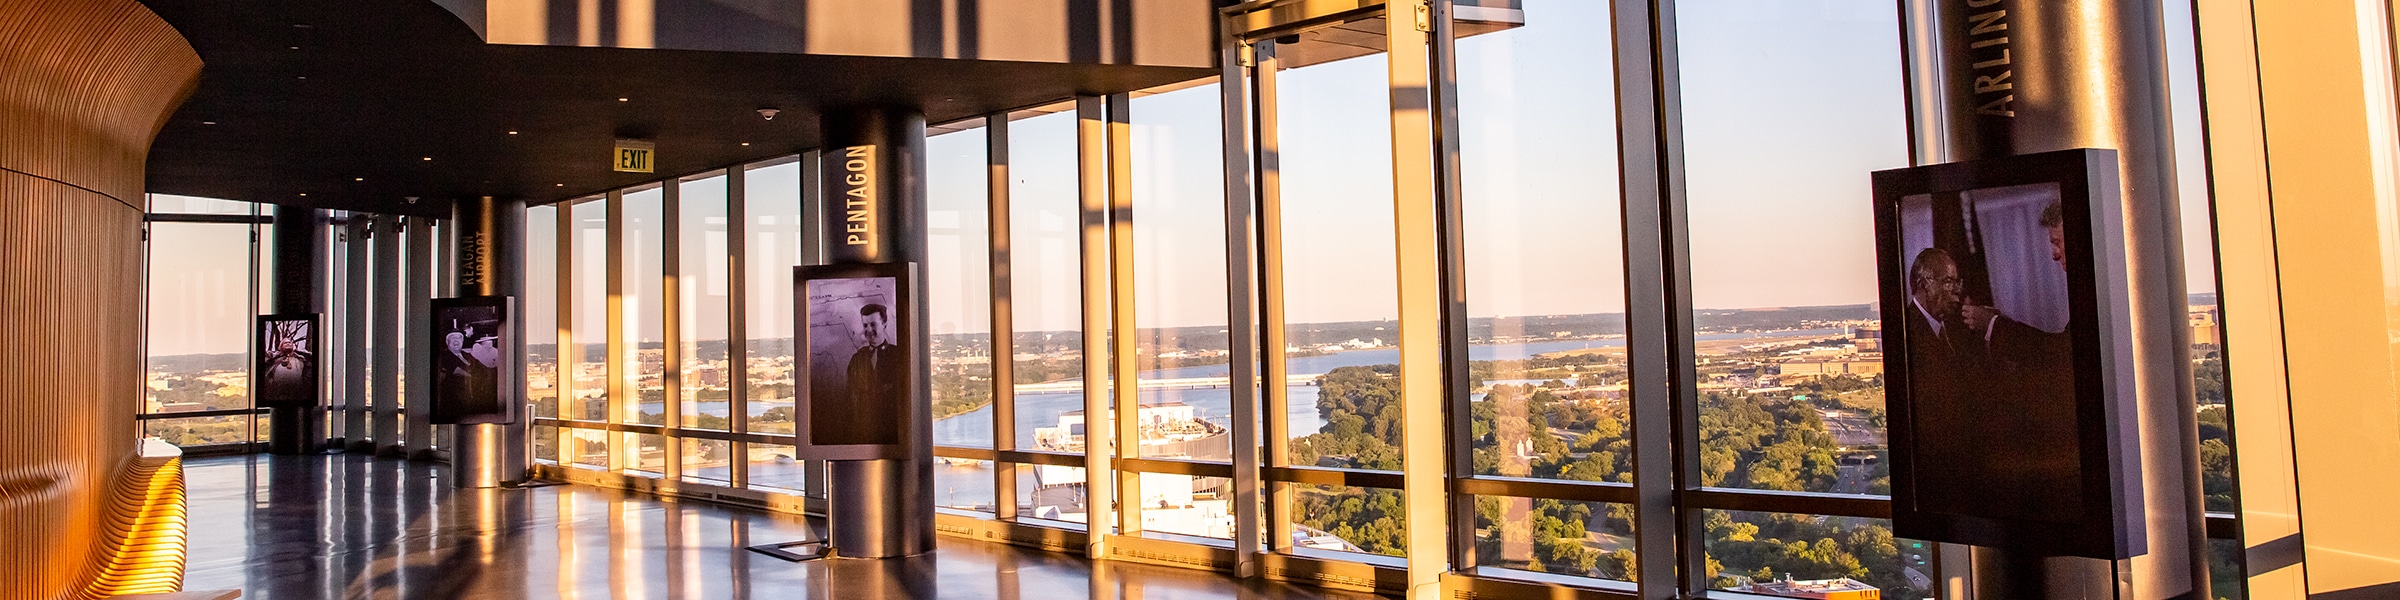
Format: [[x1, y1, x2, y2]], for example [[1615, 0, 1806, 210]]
[[255, 313, 320, 408], [430, 296, 517, 425], [1871, 148, 2146, 559], [792, 262, 919, 460]]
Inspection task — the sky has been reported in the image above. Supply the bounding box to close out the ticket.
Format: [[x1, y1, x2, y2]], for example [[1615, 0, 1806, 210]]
[[144, 0, 2225, 353]]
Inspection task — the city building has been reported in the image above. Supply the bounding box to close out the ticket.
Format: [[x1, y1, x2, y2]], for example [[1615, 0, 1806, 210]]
[[4, 0, 2398, 599]]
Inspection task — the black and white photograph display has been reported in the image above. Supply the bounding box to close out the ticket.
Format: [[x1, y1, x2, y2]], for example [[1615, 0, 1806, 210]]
[[255, 314, 318, 407], [430, 297, 516, 425], [794, 262, 916, 458], [1873, 149, 2145, 559]]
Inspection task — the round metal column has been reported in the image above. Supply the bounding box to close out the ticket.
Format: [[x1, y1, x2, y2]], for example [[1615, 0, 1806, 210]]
[[820, 106, 936, 559], [451, 196, 532, 488], [267, 205, 328, 454], [1931, 0, 2207, 597]]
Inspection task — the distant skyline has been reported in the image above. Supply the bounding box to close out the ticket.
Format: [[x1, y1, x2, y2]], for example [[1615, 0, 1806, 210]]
[[142, 0, 2224, 353]]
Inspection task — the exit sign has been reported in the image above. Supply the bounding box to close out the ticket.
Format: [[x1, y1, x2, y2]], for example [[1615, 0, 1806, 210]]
[[614, 139, 655, 173]]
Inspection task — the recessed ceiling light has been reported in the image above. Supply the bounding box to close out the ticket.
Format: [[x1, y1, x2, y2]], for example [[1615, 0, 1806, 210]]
[[617, 97, 629, 102], [421, 157, 432, 161], [741, 142, 750, 146], [354, 177, 364, 181], [507, 130, 518, 135], [298, 193, 308, 197], [556, 183, 565, 187], [200, 121, 216, 125], [296, 76, 307, 80], [288, 46, 299, 50]]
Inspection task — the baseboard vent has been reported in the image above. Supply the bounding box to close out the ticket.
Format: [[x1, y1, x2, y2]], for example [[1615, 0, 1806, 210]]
[[1112, 545, 1227, 570]]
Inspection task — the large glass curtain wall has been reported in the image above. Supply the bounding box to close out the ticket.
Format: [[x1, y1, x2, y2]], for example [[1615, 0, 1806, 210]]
[[525, 1, 2247, 596]]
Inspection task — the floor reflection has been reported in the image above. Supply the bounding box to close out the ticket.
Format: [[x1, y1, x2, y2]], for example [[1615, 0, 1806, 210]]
[[182, 455, 1375, 599]]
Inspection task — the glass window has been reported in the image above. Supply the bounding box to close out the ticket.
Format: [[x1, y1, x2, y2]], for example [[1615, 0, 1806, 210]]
[[150, 194, 255, 215], [534, 424, 560, 464], [682, 438, 732, 484], [928, 122, 998, 513], [144, 415, 255, 446], [1276, 52, 1402, 472], [1008, 107, 1089, 472], [1129, 83, 1235, 471], [1473, 496, 1637, 581], [527, 204, 561, 421], [144, 218, 260, 448], [930, 124, 995, 448], [1457, 0, 1631, 490], [749, 443, 806, 492], [745, 157, 807, 435], [1676, 0, 1907, 495], [678, 174, 734, 431], [624, 185, 667, 428], [569, 198, 609, 425], [2160, 0, 2237, 518], [568, 428, 609, 469], [1700, 510, 1928, 600], [1292, 484, 1407, 558], [1020, 463, 1088, 524]]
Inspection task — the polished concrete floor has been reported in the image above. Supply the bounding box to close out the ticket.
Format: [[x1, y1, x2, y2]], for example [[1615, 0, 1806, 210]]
[[182, 455, 1379, 599]]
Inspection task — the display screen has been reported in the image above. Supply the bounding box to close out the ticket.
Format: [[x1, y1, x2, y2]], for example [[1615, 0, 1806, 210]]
[[1895, 183, 2084, 525], [255, 314, 319, 407], [803, 274, 905, 447], [431, 298, 514, 425], [1875, 149, 2145, 560]]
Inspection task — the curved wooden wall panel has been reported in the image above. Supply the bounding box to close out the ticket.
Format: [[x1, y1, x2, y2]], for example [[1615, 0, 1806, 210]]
[[0, 2, 200, 600], [0, 0, 202, 207]]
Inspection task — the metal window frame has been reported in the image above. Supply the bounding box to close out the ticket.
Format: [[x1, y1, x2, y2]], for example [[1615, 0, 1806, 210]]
[[371, 214, 404, 455], [1105, 91, 1143, 539], [1076, 93, 1120, 553], [986, 112, 1022, 521], [726, 163, 751, 488], [661, 177, 687, 481], [404, 215, 435, 456], [605, 188, 631, 472], [344, 216, 373, 449]]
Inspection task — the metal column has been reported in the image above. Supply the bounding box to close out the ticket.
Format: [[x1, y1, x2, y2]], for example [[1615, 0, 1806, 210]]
[[1216, 37, 1264, 577], [1074, 95, 1118, 556], [1105, 92, 1141, 539], [1386, 3, 1461, 598], [1251, 40, 1297, 556], [1919, 0, 2206, 596], [404, 216, 435, 458], [343, 216, 372, 451], [986, 114, 1020, 521], [454, 196, 532, 488], [267, 205, 328, 454], [372, 215, 403, 455], [821, 107, 937, 559]]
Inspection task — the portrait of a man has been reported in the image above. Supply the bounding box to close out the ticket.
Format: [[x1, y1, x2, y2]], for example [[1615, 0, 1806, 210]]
[[1897, 184, 2084, 524], [801, 271, 909, 449], [846, 302, 904, 409]]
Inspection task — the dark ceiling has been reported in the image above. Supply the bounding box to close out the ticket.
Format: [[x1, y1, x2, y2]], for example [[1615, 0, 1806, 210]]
[[137, 0, 1217, 217]]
